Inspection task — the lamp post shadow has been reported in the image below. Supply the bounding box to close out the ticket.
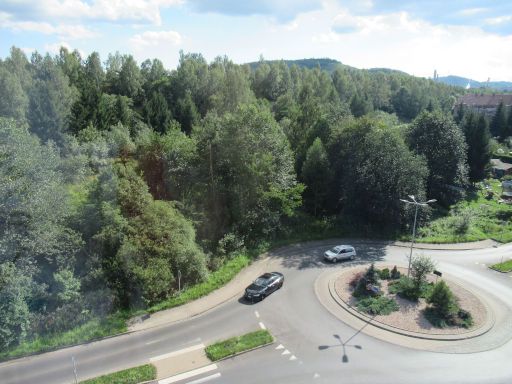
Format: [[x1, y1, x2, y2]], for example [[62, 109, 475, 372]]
[[318, 315, 375, 363]]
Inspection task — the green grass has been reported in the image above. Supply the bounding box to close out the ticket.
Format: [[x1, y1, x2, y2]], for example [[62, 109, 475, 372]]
[[412, 179, 512, 244], [205, 330, 273, 361], [79, 364, 156, 384], [0, 312, 129, 361], [490, 259, 512, 272], [147, 254, 250, 313]]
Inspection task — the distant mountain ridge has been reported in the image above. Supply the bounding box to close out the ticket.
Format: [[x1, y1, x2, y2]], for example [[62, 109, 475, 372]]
[[247, 58, 512, 91], [436, 75, 512, 91]]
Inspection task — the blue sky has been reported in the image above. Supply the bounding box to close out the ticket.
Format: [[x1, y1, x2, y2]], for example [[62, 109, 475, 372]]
[[1, 0, 511, 81]]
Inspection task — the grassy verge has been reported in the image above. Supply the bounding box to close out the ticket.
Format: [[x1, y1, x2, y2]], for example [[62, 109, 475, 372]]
[[205, 330, 273, 361], [413, 179, 512, 244], [79, 364, 156, 384], [147, 254, 250, 313], [0, 312, 129, 361], [490, 259, 512, 272]]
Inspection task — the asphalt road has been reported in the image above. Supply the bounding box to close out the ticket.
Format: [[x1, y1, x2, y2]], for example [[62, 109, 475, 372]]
[[1, 240, 512, 384]]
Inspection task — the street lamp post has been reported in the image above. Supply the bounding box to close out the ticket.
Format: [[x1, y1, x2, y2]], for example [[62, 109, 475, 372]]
[[400, 195, 437, 277]]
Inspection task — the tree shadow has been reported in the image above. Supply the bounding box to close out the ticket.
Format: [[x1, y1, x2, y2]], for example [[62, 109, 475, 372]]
[[269, 240, 388, 270]]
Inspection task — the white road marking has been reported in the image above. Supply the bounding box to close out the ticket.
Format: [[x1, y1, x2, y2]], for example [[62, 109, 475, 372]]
[[150, 343, 205, 362], [185, 372, 221, 384], [289, 355, 297, 361], [146, 337, 200, 346], [282, 349, 291, 355], [313, 373, 320, 379], [276, 344, 284, 350], [475, 262, 479, 265], [158, 364, 218, 384], [254, 310, 260, 318], [259, 322, 266, 330]]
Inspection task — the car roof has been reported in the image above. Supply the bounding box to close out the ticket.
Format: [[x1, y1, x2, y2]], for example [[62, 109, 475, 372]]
[[259, 272, 282, 279], [335, 245, 353, 249]]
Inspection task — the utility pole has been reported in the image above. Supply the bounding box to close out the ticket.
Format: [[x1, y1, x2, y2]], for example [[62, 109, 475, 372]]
[[400, 196, 437, 277]]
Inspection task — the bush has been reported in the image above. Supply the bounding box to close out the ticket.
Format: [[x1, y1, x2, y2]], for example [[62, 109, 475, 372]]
[[427, 280, 458, 319], [390, 265, 401, 279], [356, 296, 399, 316], [349, 272, 364, 289], [411, 255, 435, 290], [378, 268, 390, 280], [364, 263, 379, 285], [388, 276, 421, 301]]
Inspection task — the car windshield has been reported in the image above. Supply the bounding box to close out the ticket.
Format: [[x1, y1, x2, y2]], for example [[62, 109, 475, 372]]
[[254, 277, 269, 286], [330, 246, 342, 253]]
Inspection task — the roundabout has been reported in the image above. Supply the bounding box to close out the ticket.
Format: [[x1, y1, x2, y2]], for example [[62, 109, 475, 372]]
[[2, 239, 512, 384]]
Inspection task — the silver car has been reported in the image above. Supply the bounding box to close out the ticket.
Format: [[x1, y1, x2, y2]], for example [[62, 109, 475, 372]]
[[324, 245, 356, 262]]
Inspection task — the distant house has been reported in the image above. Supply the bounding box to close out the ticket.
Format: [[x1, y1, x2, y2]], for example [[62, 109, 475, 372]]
[[491, 158, 512, 178], [455, 94, 512, 116]]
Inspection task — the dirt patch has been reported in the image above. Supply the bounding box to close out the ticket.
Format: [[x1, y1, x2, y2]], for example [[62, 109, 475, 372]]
[[334, 266, 487, 335]]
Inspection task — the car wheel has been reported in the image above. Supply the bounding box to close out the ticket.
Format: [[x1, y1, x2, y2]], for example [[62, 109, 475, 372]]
[[350, 255, 355, 260], [278, 282, 283, 289], [332, 257, 338, 263]]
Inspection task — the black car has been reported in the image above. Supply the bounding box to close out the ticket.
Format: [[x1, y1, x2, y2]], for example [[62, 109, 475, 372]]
[[244, 272, 284, 302]]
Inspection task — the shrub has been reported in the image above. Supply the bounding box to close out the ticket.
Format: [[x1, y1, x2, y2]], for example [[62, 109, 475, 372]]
[[411, 255, 435, 290], [349, 272, 364, 289], [390, 266, 401, 279], [356, 296, 399, 316], [427, 280, 458, 319], [364, 263, 379, 285], [378, 268, 390, 280], [388, 276, 421, 301]]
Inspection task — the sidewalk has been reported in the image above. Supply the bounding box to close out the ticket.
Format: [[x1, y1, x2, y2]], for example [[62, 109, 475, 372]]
[[391, 239, 498, 250], [128, 255, 274, 332]]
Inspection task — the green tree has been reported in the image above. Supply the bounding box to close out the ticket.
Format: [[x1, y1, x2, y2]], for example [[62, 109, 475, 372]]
[[427, 280, 458, 320], [143, 91, 171, 133], [28, 54, 78, 143], [301, 138, 331, 216], [408, 111, 468, 204], [0, 65, 29, 122], [490, 101, 507, 139], [410, 255, 436, 291], [0, 262, 32, 349], [330, 117, 428, 227], [462, 113, 490, 182]]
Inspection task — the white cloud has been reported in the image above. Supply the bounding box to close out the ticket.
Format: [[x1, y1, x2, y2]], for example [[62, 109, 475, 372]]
[[130, 30, 182, 47], [485, 15, 512, 26], [2, 0, 183, 25], [458, 7, 488, 16], [0, 11, 97, 39]]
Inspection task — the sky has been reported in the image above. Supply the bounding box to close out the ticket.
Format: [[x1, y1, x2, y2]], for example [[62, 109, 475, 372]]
[[1, 0, 511, 81]]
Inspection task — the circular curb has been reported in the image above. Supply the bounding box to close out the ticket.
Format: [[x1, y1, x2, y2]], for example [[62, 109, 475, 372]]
[[318, 266, 495, 342]]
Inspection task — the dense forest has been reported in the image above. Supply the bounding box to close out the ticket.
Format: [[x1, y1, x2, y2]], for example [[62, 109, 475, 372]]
[[0, 46, 501, 350]]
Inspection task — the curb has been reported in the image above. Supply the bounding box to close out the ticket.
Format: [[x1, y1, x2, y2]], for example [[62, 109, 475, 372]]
[[391, 240, 499, 251], [325, 268, 495, 342]]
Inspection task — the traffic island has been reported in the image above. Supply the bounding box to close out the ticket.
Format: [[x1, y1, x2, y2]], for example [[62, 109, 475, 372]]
[[205, 329, 274, 361], [313, 264, 512, 353], [334, 265, 488, 338]]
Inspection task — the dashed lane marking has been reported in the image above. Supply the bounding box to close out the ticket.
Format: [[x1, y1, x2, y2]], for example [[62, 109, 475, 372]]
[[185, 372, 221, 384], [254, 310, 260, 318], [276, 344, 284, 350], [314, 373, 320, 379], [289, 355, 297, 361], [158, 364, 217, 384], [282, 350, 291, 355], [259, 322, 266, 330]]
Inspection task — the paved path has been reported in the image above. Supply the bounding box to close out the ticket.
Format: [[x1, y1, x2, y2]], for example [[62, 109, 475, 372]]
[[1, 239, 511, 384]]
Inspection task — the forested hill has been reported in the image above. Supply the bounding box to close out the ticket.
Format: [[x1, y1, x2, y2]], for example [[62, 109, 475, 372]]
[[0, 46, 480, 353], [247, 58, 344, 72]]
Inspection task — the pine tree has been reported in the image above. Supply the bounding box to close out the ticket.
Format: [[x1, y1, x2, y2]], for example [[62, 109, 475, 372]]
[[490, 101, 507, 140]]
